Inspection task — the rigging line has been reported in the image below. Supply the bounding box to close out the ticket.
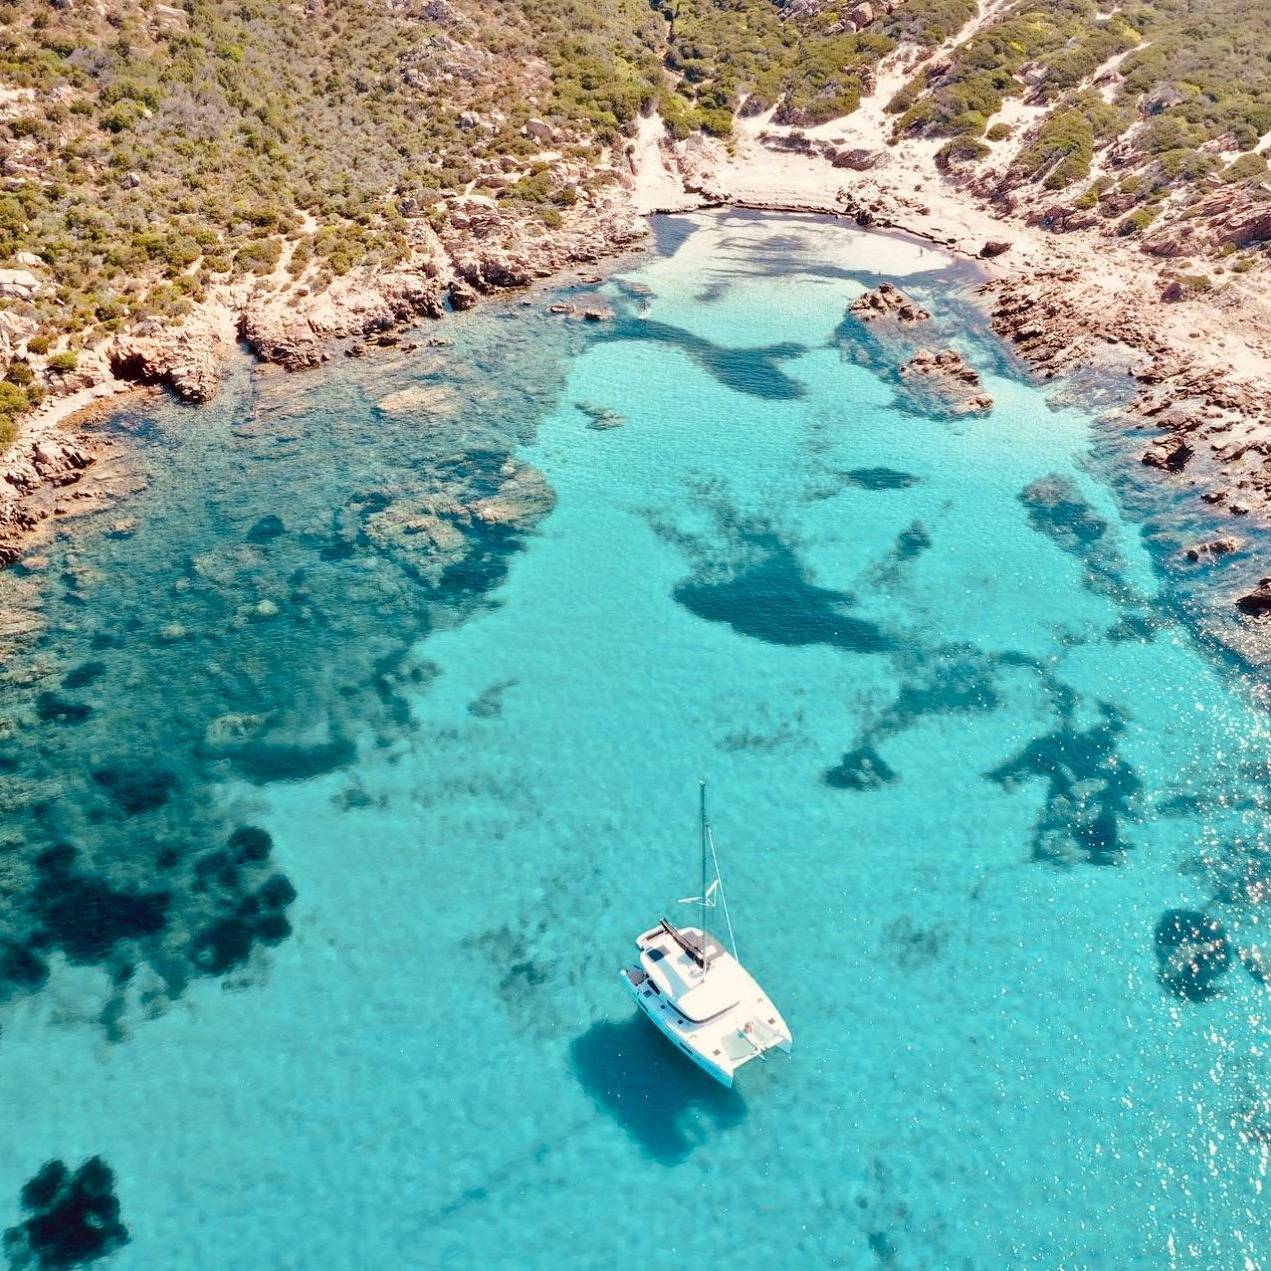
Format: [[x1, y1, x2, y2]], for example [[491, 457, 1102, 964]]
[[705, 824, 739, 963]]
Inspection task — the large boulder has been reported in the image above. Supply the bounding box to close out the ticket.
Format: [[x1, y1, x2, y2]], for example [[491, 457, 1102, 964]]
[[831, 147, 886, 171], [849, 282, 930, 324], [524, 117, 555, 145], [1236, 577, 1271, 618], [1140, 435, 1193, 472], [0, 269, 42, 301]]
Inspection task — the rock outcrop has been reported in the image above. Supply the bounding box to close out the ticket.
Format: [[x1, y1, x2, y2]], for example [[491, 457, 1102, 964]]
[[849, 282, 930, 324], [831, 148, 887, 171], [1141, 435, 1193, 472], [1236, 578, 1271, 618], [1184, 536, 1239, 563], [899, 348, 993, 415], [1, 433, 98, 564], [238, 268, 447, 370], [110, 327, 223, 402]]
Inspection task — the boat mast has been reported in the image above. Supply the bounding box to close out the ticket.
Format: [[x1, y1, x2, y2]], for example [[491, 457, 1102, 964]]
[[699, 779, 708, 976]]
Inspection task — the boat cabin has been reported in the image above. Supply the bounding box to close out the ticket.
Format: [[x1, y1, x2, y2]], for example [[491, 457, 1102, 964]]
[[637, 920, 741, 1024]]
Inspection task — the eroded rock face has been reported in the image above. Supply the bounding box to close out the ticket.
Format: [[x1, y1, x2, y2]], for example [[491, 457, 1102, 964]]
[[0, 436, 99, 565], [1142, 187, 1271, 252], [109, 328, 223, 402], [239, 269, 447, 370], [849, 282, 930, 324], [435, 191, 644, 298], [1140, 435, 1193, 472], [237, 309, 326, 371], [899, 348, 993, 415]]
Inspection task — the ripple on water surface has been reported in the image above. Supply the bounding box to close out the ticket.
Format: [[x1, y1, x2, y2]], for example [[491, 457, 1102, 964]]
[[0, 211, 1269, 1268]]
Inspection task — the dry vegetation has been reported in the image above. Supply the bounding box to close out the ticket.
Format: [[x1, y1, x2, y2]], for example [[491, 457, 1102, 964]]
[[0, 0, 662, 437], [2, 0, 1270, 444], [885, 0, 1271, 249]]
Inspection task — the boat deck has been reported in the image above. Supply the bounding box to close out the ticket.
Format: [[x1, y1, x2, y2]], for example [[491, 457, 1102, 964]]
[[623, 922, 791, 1084]]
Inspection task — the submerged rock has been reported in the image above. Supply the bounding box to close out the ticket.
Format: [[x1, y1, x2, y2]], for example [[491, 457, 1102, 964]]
[[245, 514, 285, 544], [899, 348, 993, 416], [4, 1157, 128, 1269], [34, 846, 170, 964], [1239, 945, 1271, 986], [576, 401, 625, 430], [91, 764, 178, 815], [375, 384, 459, 417], [986, 705, 1140, 865], [841, 467, 920, 491], [824, 745, 897, 791], [229, 826, 273, 863], [1153, 909, 1231, 1000]]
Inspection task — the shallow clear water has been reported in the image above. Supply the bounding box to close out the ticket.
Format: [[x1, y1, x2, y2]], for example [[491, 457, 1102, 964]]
[[2, 212, 1270, 1268]]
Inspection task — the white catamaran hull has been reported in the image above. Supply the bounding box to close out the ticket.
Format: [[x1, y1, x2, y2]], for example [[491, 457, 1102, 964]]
[[618, 784, 791, 1088], [622, 967, 735, 1086], [621, 924, 792, 1088]]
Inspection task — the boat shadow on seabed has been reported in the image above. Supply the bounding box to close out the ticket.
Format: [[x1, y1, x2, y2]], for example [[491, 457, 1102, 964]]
[[569, 1013, 747, 1166]]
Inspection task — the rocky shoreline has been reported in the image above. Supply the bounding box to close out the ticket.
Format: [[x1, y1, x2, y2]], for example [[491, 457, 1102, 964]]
[[0, 185, 645, 570], [632, 111, 1271, 660], [6, 111, 1271, 661]]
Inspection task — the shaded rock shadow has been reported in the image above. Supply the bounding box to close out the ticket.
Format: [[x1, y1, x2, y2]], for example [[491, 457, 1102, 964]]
[[596, 317, 807, 400], [4, 1157, 128, 1270], [570, 1014, 747, 1165]]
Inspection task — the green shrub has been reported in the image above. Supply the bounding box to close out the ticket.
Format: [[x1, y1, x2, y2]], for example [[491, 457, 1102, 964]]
[[1119, 206, 1159, 235], [1224, 152, 1270, 184], [0, 380, 31, 448], [935, 137, 990, 168], [47, 350, 79, 372], [234, 238, 283, 275], [4, 359, 33, 386]]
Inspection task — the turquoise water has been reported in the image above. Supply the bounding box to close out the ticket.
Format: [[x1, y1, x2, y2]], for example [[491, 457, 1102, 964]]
[[2, 212, 1270, 1268]]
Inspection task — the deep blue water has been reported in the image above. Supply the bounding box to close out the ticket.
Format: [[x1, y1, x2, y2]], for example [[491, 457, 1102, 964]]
[[1, 212, 1269, 1268]]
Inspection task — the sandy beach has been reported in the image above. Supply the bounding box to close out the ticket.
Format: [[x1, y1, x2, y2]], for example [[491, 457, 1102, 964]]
[[628, 49, 1271, 547]]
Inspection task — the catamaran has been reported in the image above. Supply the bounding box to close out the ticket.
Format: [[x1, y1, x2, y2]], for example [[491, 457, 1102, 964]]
[[620, 782, 791, 1087]]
